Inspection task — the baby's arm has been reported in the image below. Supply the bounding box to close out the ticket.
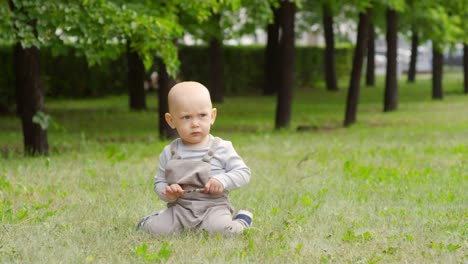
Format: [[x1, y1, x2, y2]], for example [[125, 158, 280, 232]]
[[154, 146, 179, 202], [212, 140, 251, 191]]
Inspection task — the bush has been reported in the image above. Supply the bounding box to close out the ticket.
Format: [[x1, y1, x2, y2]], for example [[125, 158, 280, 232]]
[[0, 45, 353, 110], [0, 46, 128, 109], [179, 45, 353, 95], [39, 49, 128, 98]]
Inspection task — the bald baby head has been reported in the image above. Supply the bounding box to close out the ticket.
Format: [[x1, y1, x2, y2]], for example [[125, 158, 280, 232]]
[[167, 81, 212, 114], [165, 81, 217, 146]]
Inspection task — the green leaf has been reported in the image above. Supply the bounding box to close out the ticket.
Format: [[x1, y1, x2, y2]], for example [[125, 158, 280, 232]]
[[446, 244, 461, 252], [135, 243, 148, 256], [157, 242, 173, 261], [32, 111, 51, 130]]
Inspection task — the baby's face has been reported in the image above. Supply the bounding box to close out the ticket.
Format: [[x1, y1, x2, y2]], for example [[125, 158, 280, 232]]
[[168, 93, 216, 148]]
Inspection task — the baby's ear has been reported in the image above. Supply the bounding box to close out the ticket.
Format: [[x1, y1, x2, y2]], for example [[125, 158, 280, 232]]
[[211, 108, 217, 125], [165, 113, 176, 128]]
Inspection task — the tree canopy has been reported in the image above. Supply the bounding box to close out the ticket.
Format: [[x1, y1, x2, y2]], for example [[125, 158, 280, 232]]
[[0, 0, 228, 74]]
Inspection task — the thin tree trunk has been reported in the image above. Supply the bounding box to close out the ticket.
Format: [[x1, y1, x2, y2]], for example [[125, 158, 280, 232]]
[[366, 8, 375, 86], [275, 0, 295, 129], [384, 8, 398, 112], [14, 43, 49, 155], [208, 13, 224, 103], [158, 60, 177, 140], [464, 43, 468, 94], [407, 27, 418, 83], [127, 42, 147, 110], [263, 6, 280, 95], [432, 46, 443, 100], [344, 11, 369, 127], [208, 37, 224, 103], [323, 4, 338, 91]]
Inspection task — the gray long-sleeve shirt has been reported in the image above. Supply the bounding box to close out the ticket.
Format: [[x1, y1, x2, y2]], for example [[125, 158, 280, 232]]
[[154, 135, 251, 202]]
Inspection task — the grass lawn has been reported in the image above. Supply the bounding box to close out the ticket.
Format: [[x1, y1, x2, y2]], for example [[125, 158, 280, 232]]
[[0, 71, 467, 263]]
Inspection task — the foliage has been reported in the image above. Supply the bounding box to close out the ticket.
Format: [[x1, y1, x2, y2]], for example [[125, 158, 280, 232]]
[[0, 0, 224, 75], [182, 0, 272, 44], [179, 45, 353, 94], [443, 0, 468, 45], [295, 45, 353, 87], [297, 0, 352, 40], [0, 45, 353, 101], [400, 0, 464, 51], [0, 45, 128, 105], [134, 242, 173, 262]]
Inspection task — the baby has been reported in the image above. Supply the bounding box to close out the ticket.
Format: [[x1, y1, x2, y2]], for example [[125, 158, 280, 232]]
[[137, 81, 252, 235]]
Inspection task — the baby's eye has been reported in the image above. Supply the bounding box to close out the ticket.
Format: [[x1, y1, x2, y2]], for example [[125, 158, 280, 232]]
[[182, 116, 191, 120], [199, 113, 208, 118]]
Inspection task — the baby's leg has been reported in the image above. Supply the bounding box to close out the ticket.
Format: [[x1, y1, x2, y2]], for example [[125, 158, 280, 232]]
[[138, 207, 182, 235], [200, 206, 246, 235]]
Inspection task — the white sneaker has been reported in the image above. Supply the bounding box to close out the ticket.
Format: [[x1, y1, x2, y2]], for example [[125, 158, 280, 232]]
[[233, 209, 253, 227]]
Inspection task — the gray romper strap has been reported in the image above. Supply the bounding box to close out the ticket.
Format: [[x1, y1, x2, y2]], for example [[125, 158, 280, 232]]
[[169, 137, 221, 162], [202, 137, 221, 162], [169, 139, 181, 159]]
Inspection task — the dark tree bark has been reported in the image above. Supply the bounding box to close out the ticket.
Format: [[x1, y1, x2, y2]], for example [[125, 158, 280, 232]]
[[344, 11, 369, 127], [366, 8, 375, 87], [158, 60, 177, 140], [407, 27, 419, 83], [432, 46, 444, 100], [208, 13, 224, 103], [384, 8, 398, 112], [208, 37, 224, 103], [0, 50, 14, 114], [9, 0, 48, 155], [275, 0, 295, 129], [263, 6, 281, 95], [14, 44, 49, 155], [464, 43, 468, 94], [322, 4, 338, 91], [127, 42, 147, 110]]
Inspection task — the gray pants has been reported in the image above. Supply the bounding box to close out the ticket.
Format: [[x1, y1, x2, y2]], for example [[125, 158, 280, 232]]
[[140, 203, 247, 235]]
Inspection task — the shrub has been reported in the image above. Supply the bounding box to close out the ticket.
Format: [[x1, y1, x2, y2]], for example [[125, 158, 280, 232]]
[[0, 45, 353, 110]]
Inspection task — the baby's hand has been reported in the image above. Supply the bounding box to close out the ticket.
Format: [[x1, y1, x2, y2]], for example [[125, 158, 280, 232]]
[[203, 178, 224, 195], [162, 184, 184, 200]]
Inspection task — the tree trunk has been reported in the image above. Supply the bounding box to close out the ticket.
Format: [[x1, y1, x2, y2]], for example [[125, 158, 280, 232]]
[[407, 27, 418, 83], [158, 60, 177, 140], [263, 6, 281, 95], [275, 0, 295, 129], [464, 43, 468, 94], [322, 4, 338, 91], [344, 11, 369, 127], [14, 43, 49, 155], [127, 43, 147, 110], [208, 13, 224, 103], [432, 46, 443, 100], [9, 0, 49, 155], [366, 8, 375, 87], [384, 8, 398, 112], [0, 49, 14, 114], [208, 37, 224, 103]]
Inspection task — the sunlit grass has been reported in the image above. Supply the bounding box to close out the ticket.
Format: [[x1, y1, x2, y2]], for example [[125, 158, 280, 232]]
[[0, 70, 467, 263]]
